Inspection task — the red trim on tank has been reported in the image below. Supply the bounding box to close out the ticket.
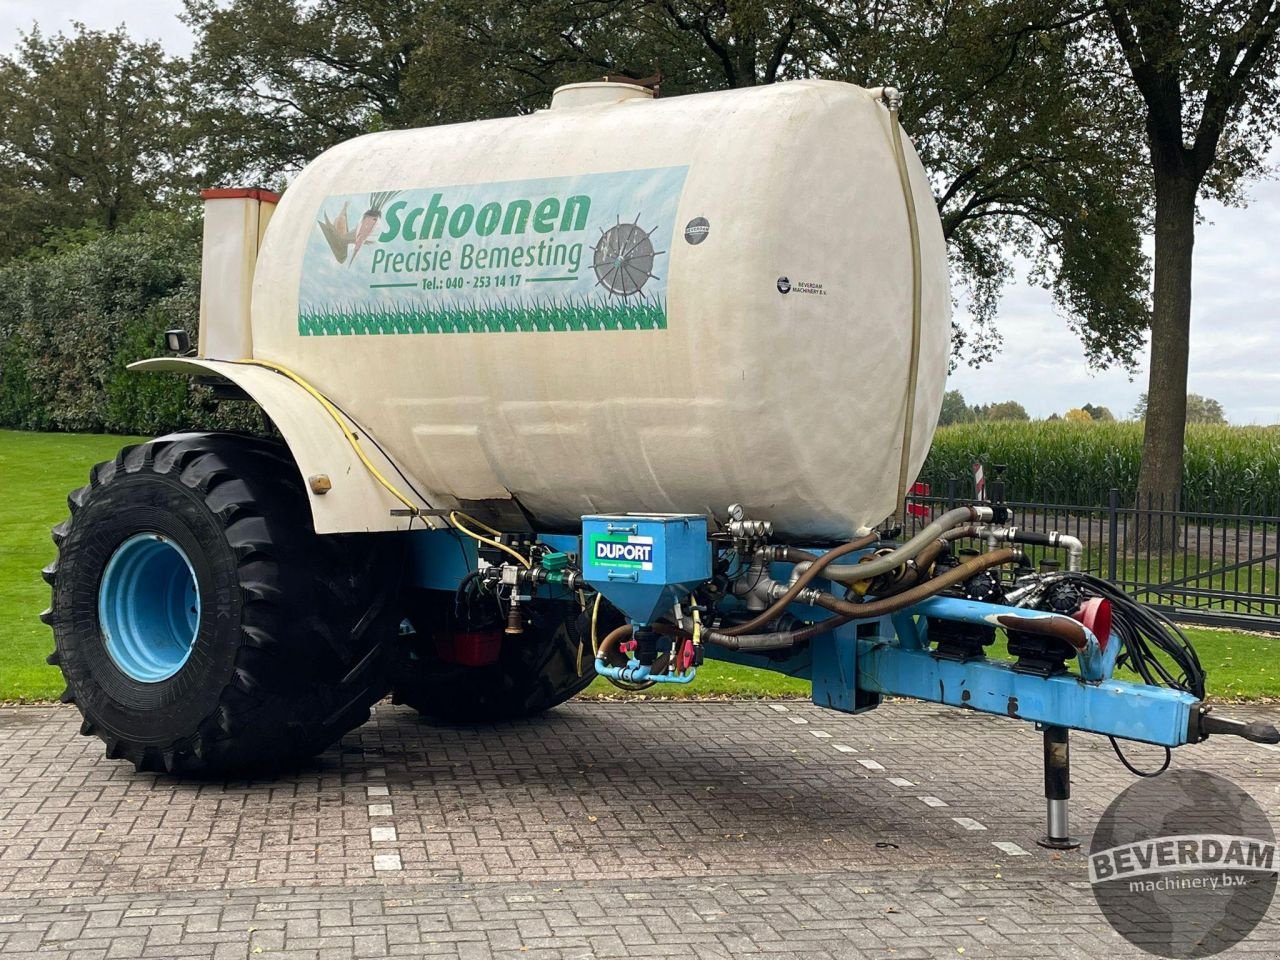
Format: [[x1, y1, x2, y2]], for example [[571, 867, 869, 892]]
[[200, 187, 282, 204]]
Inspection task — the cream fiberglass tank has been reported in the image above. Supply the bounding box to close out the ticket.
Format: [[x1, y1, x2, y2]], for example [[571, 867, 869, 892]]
[[247, 79, 951, 538]]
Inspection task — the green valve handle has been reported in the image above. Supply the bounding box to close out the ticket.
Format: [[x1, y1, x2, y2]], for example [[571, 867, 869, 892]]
[[540, 551, 570, 571]]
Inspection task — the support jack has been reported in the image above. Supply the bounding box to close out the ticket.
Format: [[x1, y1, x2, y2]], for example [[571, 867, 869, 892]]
[[1037, 724, 1081, 850]]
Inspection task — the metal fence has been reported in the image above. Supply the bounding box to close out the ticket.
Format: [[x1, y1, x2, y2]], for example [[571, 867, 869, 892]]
[[903, 482, 1280, 632]]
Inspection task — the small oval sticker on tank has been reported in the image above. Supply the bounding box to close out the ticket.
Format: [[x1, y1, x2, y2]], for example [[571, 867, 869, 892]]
[[684, 217, 710, 245]]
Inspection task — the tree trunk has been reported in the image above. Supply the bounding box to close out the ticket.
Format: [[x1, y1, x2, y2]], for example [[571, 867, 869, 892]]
[[1132, 169, 1197, 550]]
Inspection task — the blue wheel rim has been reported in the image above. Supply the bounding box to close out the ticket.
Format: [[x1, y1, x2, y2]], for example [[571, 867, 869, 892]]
[[97, 533, 201, 683]]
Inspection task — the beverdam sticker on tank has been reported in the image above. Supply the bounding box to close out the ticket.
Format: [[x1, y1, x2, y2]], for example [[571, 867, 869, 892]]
[[298, 167, 688, 336]]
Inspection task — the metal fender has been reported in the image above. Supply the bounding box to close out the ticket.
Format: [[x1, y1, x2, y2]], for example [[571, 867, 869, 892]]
[[128, 357, 440, 534]]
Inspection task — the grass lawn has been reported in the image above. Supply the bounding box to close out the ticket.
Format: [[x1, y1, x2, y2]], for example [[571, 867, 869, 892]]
[[0, 430, 147, 700], [2, 429, 1277, 703]]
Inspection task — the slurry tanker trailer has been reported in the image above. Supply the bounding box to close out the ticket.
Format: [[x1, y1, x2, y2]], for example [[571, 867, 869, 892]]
[[41, 78, 1276, 845]]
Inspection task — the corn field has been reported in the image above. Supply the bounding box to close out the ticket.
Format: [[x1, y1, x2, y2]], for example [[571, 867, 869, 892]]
[[921, 421, 1280, 510]]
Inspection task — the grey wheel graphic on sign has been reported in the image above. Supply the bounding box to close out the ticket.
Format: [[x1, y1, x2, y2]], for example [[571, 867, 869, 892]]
[[592, 218, 664, 297]]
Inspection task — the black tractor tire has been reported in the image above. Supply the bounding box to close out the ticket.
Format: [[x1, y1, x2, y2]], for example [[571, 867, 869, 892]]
[[391, 597, 596, 723], [42, 433, 402, 776]]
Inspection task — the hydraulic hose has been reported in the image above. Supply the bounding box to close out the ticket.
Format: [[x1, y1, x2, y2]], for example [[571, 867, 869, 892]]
[[720, 533, 879, 636], [816, 505, 995, 588], [706, 548, 1020, 651]]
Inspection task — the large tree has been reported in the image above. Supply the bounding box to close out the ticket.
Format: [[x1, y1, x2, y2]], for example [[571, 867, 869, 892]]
[[0, 25, 194, 258], [1092, 1, 1280, 541], [938, 389, 974, 426]]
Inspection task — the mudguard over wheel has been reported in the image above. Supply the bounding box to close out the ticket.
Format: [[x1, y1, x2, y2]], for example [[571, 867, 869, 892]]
[[392, 597, 595, 723], [42, 433, 401, 775]]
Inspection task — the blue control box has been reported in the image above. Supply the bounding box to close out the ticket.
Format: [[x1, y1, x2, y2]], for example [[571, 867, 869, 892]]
[[581, 514, 711, 626]]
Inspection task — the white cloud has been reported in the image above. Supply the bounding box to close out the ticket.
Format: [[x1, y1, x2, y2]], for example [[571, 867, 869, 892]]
[[1, 0, 193, 53]]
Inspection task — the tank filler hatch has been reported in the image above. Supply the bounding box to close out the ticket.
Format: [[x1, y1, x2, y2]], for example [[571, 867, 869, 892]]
[[549, 79, 656, 110]]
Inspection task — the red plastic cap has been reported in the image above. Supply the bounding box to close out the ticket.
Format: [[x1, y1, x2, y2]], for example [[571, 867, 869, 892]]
[[1075, 597, 1113, 651], [200, 187, 282, 204]]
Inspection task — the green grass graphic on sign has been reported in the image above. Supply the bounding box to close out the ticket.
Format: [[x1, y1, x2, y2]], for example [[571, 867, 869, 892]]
[[298, 296, 667, 336]]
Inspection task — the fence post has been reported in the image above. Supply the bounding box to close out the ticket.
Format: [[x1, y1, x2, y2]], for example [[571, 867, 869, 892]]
[[947, 479, 957, 509], [1107, 488, 1119, 582]]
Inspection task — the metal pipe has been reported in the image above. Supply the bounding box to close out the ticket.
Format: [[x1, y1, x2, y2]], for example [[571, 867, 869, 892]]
[[939, 523, 1087, 571], [1055, 533, 1084, 572]]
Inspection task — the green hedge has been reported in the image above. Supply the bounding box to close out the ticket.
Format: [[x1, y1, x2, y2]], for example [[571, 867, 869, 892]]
[[0, 216, 264, 436], [921, 420, 1280, 510]]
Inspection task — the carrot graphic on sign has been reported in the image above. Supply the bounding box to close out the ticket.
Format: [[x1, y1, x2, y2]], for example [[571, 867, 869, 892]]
[[316, 191, 401, 265], [351, 191, 401, 261]]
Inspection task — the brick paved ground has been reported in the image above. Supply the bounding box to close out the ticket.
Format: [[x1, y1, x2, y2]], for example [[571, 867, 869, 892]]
[[0, 699, 1276, 958]]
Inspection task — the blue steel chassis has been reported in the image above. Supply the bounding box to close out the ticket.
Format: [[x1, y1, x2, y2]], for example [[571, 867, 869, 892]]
[[411, 524, 1214, 846], [411, 527, 1200, 749]]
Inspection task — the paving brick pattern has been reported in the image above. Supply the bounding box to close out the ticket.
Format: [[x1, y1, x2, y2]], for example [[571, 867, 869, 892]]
[[0, 699, 1276, 957]]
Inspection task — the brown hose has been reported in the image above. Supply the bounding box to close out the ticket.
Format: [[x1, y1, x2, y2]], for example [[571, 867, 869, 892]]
[[721, 533, 879, 636], [869, 537, 949, 596], [595, 623, 634, 665], [915, 538, 949, 574], [706, 548, 1020, 650], [813, 548, 1020, 619], [778, 546, 822, 564]]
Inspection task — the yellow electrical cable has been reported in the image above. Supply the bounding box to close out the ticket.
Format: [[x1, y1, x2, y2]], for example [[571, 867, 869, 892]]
[[448, 510, 532, 569], [579, 592, 603, 677], [590, 593, 603, 659], [689, 604, 702, 676], [572, 590, 588, 676], [232, 358, 422, 516], [455, 510, 504, 538]]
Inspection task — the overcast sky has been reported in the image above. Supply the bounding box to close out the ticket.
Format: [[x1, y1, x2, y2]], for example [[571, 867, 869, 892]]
[[5, 2, 1278, 425]]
